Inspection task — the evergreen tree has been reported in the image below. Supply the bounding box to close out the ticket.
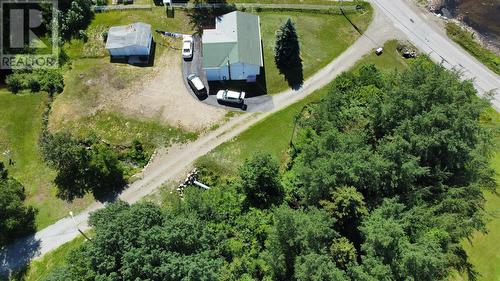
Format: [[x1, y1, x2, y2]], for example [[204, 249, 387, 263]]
[[274, 18, 301, 70], [274, 18, 303, 88], [0, 163, 37, 247]]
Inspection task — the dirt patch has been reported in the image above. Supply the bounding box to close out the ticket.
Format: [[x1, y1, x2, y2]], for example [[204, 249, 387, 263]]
[[105, 50, 226, 131], [50, 48, 226, 133]]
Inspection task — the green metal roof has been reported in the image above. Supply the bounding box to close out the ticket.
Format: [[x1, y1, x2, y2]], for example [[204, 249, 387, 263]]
[[202, 11, 262, 68]]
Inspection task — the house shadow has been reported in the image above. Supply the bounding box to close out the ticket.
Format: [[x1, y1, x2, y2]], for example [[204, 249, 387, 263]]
[[206, 61, 268, 98], [109, 39, 156, 67], [207, 73, 267, 98], [0, 235, 41, 280]]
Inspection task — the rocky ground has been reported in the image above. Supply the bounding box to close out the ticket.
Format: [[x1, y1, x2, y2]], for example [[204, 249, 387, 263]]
[[415, 0, 500, 55]]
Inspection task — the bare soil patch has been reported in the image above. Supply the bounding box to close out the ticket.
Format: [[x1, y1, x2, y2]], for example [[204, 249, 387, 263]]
[[50, 48, 226, 133], [107, 50, 226, 131]]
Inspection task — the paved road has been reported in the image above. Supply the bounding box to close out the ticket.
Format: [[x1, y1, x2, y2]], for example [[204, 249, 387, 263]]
[[371, 0, 500, 110], [2, 0, 499, 275]]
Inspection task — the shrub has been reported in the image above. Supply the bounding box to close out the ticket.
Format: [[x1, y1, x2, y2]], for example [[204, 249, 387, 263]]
[[5, 74, 22, 93]]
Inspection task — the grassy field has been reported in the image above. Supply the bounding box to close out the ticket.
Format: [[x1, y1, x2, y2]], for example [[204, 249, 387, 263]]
[[0, 91, 94, 229], [259, 8, 372, 94], [352, 40, 408, 72], [446, 22, 500, 76], [0, 9, 195, 229], [196, 40, 408, 175]]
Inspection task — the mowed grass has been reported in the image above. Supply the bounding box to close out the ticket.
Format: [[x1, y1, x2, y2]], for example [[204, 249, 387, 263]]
[[0, 91, 93, 229], [446, 22, 500, 76], [196, 40, 408, 175], [259, 8, 373, 94], [352, 40, 408, 72]]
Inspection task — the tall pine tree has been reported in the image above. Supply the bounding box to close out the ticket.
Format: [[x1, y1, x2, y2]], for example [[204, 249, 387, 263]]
[[274, 18, 301, 70]]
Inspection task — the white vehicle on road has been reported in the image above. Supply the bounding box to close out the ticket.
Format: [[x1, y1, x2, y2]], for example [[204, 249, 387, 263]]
[[216, 89, 246, 110], [182, 36, 193, 60]]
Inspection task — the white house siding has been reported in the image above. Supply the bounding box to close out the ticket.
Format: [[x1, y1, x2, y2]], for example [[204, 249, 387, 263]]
[[109, 42, 151, 57]]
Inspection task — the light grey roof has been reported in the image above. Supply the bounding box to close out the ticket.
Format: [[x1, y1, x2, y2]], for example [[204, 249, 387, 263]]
[[105, 22, 152, 49], [202, 11, 263, 68]]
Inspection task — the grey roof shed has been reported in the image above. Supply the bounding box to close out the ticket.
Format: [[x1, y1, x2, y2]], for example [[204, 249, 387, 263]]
[[105, 22, 152, 56]]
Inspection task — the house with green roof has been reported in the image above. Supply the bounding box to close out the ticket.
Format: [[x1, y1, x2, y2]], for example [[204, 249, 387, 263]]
[[202, 11, 263, 82]]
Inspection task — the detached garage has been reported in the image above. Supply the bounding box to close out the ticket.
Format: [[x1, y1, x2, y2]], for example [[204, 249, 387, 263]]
[[105, 22, 152, 58], [202, 11, 263, 82]]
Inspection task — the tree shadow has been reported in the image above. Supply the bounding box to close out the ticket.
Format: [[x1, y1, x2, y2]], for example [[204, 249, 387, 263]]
[[91, 177, 127, 203], [280, 64, 304, 90], [0, 236, 41, 280]]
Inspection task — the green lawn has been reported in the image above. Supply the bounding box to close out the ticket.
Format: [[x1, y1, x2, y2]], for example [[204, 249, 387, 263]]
[[259, 8, 372, 94], [0, 9, 195, 229], [446, 22, 500, 76], [0, 91, 94, 229], [352, 39, 408, 72]]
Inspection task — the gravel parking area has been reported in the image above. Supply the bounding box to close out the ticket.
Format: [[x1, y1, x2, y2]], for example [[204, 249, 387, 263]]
[[108, 48, 226, 131]]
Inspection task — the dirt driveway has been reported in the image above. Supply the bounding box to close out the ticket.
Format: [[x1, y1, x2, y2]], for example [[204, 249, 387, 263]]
[[108, 49, 226, 131]]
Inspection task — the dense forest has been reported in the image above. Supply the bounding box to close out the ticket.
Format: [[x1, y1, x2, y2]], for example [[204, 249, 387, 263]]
[[43, 58, 496, 281]]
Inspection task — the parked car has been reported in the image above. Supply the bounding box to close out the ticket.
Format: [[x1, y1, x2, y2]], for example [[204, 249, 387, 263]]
[[187, 74, 206, 97], [216, 89, 247, 110], [182, 37, 193, 60], [375, 47, 383, 56]]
